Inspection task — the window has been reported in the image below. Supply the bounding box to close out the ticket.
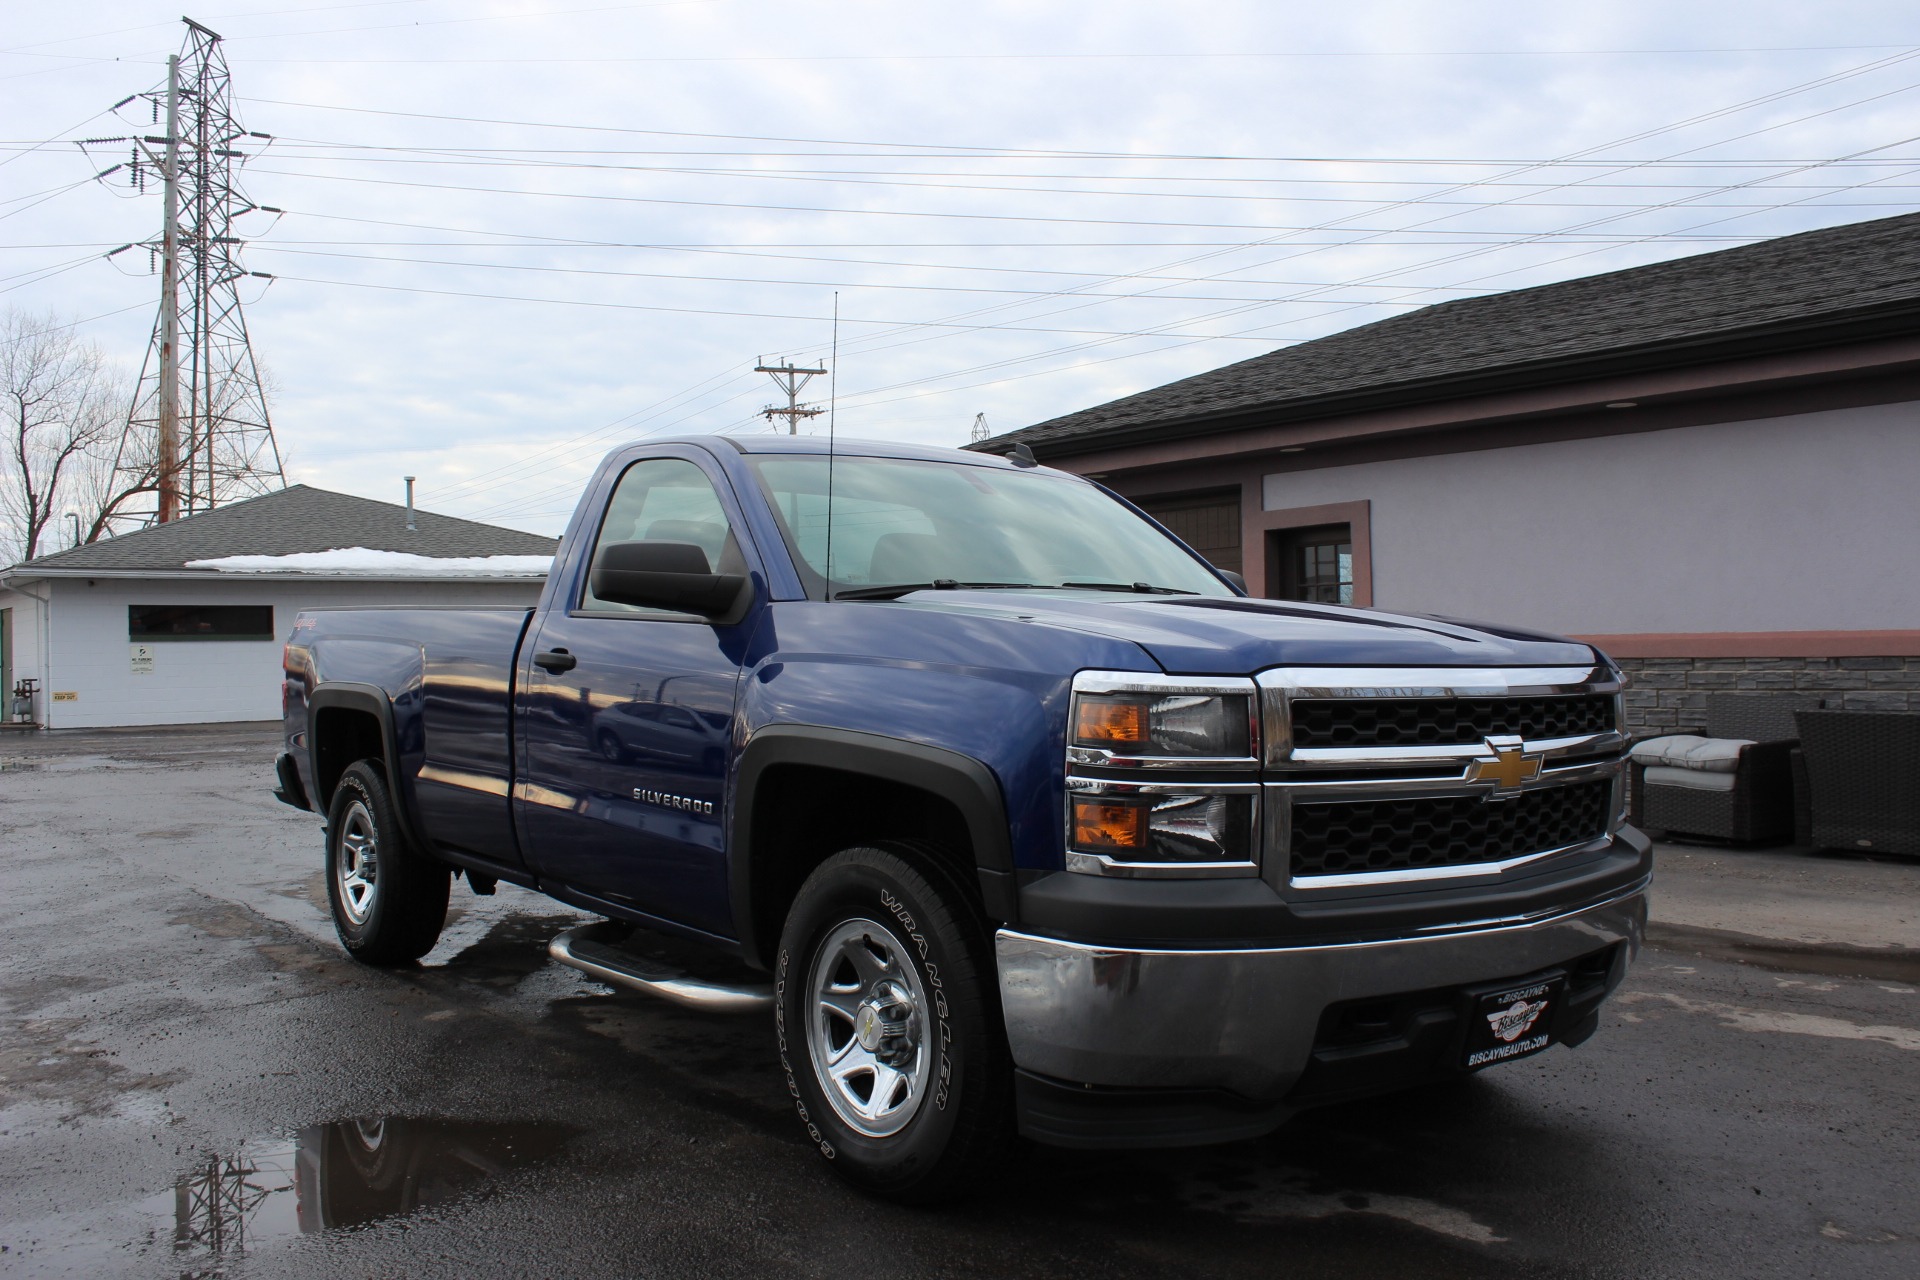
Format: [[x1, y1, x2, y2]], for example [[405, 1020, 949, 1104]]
[[1270, 524, 1353, 604], [580, 457, 744, 614], [1136, 489, 1242, 574], [744, 455, 1235, 598], [128, 604, 276, 640]]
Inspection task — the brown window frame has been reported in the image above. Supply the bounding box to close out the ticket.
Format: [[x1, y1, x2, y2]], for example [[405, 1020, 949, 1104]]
[[1270, 523, 1354, 604], [1253, 500, 1373, 606]]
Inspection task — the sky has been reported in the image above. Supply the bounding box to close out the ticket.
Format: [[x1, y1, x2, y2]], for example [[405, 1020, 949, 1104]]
[[4, 1, 1918, 535]]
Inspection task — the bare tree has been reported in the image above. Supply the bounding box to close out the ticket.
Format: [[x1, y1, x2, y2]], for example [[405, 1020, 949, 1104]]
[[0, 308, 127, 564]]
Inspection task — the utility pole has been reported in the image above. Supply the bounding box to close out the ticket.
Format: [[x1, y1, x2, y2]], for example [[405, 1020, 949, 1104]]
[[157, 52, 182, 522], [755, 359, 827, 434], [96, 17, 284, 532]]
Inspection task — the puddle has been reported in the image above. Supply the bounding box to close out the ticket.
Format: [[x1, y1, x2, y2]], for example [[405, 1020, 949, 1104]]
[[150, 1117, 579, 1265]]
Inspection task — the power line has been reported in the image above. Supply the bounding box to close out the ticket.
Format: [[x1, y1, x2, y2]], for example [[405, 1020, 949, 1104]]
[[241, 165, 1811, 236], [240, 244, 1597, 303], [801, 49, 1920, 392], [233, 145, 1920, 208], [236, 92, 1920, 165], [259, 272, 1310, 340]]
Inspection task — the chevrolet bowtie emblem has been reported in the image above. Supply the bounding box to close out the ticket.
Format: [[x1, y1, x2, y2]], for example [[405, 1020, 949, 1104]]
[[1466, 740, 1543, 793]]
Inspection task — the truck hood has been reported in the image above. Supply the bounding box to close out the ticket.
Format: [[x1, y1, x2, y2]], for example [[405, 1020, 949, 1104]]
[[888, 590, 1600, 674]]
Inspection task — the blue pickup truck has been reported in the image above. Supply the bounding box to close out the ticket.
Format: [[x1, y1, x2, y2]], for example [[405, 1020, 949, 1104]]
[[275, 435, 1649, 1202]]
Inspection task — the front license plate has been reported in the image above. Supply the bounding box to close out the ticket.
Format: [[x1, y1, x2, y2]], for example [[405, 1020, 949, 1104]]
[[1462, 975, 1566, 1069]]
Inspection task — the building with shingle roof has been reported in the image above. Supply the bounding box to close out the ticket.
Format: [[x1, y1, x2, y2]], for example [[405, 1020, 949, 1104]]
[[16, 484, 555, 575], [1, 485, 555, 728], [974, 212, 1920, 735]]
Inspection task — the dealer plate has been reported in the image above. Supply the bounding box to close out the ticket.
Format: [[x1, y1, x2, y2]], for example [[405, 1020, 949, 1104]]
[[1462, 974, 1566, 1069]]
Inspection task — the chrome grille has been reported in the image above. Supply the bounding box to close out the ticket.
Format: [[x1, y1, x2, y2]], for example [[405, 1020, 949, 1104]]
[[1257, 665, 1627, 890], [1290, 780, 1613, 879], [1289, 694, 1617, 749]]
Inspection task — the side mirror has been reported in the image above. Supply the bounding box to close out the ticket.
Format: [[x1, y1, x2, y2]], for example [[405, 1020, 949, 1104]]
[[589, 541, 748, 619], [1218, 569, 1248, 594]]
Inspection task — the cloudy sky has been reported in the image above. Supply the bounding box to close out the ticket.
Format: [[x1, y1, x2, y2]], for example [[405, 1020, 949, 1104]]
[[5, 1, 1917, 534]]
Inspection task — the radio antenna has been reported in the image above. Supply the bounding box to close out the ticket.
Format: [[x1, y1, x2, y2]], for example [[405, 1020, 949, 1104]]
[[824, 292, 839, 600]]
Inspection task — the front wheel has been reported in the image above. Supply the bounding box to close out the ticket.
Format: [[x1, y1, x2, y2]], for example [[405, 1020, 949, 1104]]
[[325, 760, 450, 965], [775, 843, 1012, 1203]]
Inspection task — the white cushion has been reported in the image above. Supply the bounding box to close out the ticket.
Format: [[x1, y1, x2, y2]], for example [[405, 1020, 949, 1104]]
[[1629, 734, 1753, 773], [1642, 763, 1737, 792]]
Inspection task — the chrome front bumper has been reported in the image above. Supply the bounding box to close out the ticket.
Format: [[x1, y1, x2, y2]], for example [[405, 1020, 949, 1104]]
[[995, 881, 1647, 1102]]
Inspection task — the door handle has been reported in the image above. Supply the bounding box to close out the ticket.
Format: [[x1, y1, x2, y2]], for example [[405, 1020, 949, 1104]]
[[534, 648, 577, 673]]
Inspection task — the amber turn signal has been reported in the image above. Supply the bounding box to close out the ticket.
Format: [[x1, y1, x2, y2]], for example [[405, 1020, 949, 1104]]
[[1071, 798, 1148, 850], [1073, 696, 1148, 747]]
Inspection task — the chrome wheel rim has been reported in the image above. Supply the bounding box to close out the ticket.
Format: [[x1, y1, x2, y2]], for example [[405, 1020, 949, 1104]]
[[336, 800, 380, 926], [805, 916, 931, 1138], [350, 1118, 386, 1152]]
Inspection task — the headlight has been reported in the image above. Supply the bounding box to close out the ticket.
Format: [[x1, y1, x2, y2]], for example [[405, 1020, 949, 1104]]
[[1069, 790, 1256, 868], [1064, 672, 1262, 877], [1068, 676, 1257, 764]]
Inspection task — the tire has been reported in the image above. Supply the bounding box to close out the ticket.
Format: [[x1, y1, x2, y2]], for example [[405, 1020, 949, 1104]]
[[595, 730, 624, 763], [775, 842, 1012, 1203], [325, 760, 450, 965]]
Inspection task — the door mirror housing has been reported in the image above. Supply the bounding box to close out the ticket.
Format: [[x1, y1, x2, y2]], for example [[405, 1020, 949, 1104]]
[[589, 541, 749, 620]]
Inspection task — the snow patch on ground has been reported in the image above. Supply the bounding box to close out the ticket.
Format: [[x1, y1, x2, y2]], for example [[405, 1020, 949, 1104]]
[[186, 547, 552, 576]]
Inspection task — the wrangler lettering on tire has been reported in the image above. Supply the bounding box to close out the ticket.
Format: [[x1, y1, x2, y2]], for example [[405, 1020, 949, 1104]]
[[775, 842, 1011, 1202]]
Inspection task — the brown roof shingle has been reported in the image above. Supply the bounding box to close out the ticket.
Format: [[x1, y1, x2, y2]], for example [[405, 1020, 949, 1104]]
[[979, 211, 1920, 457]]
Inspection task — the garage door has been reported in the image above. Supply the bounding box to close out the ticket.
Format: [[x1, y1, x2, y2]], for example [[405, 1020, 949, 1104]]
[[1135, 489, 1241, 574]]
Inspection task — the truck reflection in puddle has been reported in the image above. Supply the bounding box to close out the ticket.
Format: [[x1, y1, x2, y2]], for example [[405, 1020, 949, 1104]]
[[169, 1117, 577, 1261]]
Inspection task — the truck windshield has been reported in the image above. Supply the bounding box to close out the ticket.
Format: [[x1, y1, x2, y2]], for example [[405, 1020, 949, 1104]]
[[745, 454, 1236, 600]]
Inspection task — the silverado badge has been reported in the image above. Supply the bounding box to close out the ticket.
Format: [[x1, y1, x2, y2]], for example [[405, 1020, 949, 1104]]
[[1466, 737, 1543, 795]]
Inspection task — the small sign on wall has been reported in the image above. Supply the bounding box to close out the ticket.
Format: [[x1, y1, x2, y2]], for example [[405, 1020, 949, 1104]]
[[130, 643, 155, 675], [52, 691, 77, 702]]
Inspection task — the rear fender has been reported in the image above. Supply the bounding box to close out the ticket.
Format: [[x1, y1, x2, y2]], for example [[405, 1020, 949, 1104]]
[[306, 683, 425, 850]]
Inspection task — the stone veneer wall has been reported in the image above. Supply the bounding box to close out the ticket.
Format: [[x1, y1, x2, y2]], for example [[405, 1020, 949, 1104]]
[[1613, 655, 1920, 738]]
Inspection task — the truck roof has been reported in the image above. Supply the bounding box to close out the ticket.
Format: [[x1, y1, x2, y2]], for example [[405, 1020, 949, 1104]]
[[706, 434, 1047, 471]]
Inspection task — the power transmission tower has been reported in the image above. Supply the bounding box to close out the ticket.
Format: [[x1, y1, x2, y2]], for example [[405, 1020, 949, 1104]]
[[98, 18, 284, 532], [755, 359, 826, 434], [970, 413, 990, 443]]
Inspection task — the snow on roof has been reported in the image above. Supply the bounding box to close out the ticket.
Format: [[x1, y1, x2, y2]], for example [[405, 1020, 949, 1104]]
[[185, 547, 553, 576]]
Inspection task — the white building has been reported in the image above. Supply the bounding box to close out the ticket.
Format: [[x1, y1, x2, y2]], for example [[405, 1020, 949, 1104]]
[[0, 485, 555, 729]]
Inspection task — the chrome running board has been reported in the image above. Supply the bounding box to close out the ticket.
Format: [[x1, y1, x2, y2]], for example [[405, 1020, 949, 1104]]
[[548, 923, 772, 1013]]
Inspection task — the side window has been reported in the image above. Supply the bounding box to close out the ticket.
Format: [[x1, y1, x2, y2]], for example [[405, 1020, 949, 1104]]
[[580, 458, 744, 614]]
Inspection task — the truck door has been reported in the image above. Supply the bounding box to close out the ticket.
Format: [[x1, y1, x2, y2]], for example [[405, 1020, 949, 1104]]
[[515, 453, 753, 936]]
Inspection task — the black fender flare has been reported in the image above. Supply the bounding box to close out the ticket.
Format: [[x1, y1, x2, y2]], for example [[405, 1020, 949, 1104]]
[[729, 724, 1015, 967], [306, 682, 425, 850]]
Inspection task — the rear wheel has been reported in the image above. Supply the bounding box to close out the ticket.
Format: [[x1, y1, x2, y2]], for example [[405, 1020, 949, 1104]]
[[775, 843, 1012, 1203], [325, 761, 450, 964]]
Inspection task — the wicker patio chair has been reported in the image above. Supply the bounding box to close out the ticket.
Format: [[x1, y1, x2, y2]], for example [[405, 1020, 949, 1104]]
[[1628, 693, 1819, 844], [1793, 709, 1920, 856]]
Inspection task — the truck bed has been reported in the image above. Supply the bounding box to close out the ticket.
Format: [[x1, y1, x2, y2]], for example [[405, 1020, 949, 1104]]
[[289, 606, 536, 869]]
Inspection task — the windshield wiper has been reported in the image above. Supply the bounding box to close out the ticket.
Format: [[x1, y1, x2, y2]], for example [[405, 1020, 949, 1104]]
[[1058, 581, 1198, 595], [834, 580, 1051, 601]]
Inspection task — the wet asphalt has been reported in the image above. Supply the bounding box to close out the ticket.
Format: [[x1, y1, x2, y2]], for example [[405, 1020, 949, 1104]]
[[0, 725, 1915, 1279]]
